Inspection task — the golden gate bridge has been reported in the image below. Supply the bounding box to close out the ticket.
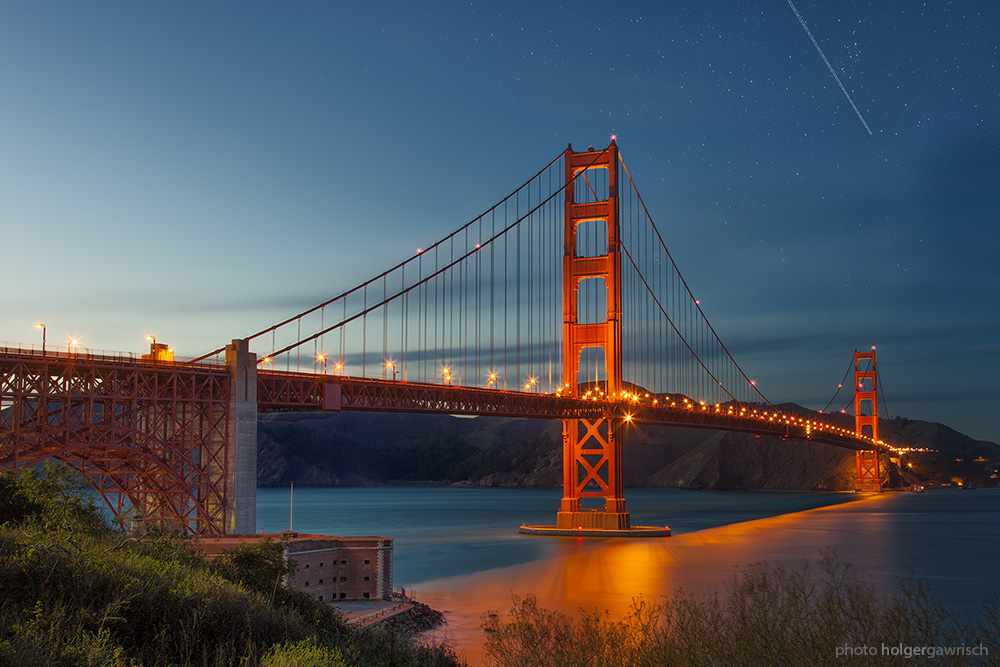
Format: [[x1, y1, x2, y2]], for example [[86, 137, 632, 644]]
[[0, 140, 888, 536]]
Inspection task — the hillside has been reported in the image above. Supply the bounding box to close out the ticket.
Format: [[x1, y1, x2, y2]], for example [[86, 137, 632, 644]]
[[257, 408, 1000, 491], [0, 464, 460, 667]]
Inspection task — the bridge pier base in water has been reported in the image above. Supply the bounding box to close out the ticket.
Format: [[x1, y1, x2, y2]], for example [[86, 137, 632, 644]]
[[555, 417, 631, 530], [855, 450, 882, 492], [519, 416, 670, 538]]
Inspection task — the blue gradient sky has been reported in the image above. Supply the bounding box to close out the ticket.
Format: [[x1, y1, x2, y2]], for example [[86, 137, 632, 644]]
[[3, 2, 998, 442]]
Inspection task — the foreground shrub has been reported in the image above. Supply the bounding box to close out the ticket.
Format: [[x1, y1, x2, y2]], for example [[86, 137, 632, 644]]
[[482, 553, 999, 667], [0, 462, 108, 536], [261, 639, 347, 667], [0, 468, 460, 666], [0, 526, 312, 665]]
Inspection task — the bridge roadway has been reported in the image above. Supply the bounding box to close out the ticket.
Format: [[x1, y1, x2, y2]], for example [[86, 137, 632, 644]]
[[257, 370, 875, 452], [0, 347, 876, 457]]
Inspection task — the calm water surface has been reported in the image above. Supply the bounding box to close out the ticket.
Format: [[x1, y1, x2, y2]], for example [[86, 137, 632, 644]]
[[256, 487, 864, 584], [257, 487, 1000, 665]]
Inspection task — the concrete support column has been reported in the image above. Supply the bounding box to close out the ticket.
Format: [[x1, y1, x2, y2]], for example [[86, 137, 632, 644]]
[[225, 339, 257, 534]]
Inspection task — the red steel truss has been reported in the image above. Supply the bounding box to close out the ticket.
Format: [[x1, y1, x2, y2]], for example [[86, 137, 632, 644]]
[[259, 372, 606, 419], [2, 347, 878, 535], [256, 371, 877, 450], [1, 347, 231, 534]]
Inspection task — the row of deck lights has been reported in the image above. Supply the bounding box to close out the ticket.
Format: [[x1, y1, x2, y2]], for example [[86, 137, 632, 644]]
[[21, 324, 879, 448], [554, 382, 882, 447], [32, 324, 180, 360], [250, 350, 880, 447]]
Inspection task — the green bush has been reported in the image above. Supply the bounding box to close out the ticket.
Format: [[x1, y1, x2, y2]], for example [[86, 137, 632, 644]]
[[0, 462, 108, 536], [0, 468, 461, 666]]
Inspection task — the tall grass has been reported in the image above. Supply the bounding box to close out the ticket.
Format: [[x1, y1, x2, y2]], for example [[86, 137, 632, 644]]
[[482, 553, 1000, 667]]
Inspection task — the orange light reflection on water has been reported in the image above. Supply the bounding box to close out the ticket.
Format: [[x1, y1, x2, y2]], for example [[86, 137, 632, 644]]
[[417, 494, 893, 666]]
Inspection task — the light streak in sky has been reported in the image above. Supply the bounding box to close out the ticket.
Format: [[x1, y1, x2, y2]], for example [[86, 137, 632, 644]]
[[785, 0, 873, 135]]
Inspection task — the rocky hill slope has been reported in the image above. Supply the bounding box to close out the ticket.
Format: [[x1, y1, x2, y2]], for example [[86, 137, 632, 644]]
[[257, 408, 999, 491]]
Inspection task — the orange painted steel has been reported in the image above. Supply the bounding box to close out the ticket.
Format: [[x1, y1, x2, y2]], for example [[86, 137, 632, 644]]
[[255, 372, 876, 451], [854, 349, 882, 492], [1, 142, 893, 535], [2, 348, 881, 534], [557, 141, 630, 529], [0, 347, 231, 534]]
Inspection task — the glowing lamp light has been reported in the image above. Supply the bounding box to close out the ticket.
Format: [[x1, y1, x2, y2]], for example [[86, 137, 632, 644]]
[[35, 323, 46, 353]]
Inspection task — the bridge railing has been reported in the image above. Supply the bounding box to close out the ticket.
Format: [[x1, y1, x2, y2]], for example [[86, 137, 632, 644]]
[[0, 343, 227, 369]]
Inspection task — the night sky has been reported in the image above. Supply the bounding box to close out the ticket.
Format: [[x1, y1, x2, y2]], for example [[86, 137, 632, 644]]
[[3, 2, 998, 442]]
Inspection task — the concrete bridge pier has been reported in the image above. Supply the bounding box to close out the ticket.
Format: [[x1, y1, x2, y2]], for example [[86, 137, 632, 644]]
[[225, 339, 257, 534]]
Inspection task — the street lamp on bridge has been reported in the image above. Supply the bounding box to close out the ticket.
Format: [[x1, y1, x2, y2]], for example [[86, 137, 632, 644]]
[[385, 360, 397, 381], [317, 354, 327, 374], [35, 323, 45, 354], [68, 339, 79, 355]]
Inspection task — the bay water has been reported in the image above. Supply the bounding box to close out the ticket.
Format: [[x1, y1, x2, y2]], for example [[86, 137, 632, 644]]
[[257, 487, 1000, 663]]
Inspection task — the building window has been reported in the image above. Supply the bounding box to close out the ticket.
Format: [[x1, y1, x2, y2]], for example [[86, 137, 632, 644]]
[[364, 576, 370, 581], [340, 576, 347, 582], [341, 560, 347, 564], [304, 582, 309, 587], [319, 562, 324, 568], [319, 595, 323, 601], [339, 593, 346, 599], [363, 593, 370, 599], [305, 563, 310, 569], [319, 579, 324, 584], [364, 559, 370, 565]]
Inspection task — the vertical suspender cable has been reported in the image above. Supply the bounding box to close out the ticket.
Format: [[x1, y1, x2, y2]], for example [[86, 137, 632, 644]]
[[504, 199, 508, 390], [490, 209, 495, 378], [516, 190, 521, 387], [362, 285, 367, 376], [382, 275, 387, 374]]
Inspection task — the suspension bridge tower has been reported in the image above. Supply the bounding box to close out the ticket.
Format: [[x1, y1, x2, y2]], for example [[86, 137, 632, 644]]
[[854, 348, 882, 492], [556, 141, 629, 531]]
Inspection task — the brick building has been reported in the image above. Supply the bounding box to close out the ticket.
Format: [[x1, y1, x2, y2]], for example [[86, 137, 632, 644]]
[[195, 532, 393, 602]]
